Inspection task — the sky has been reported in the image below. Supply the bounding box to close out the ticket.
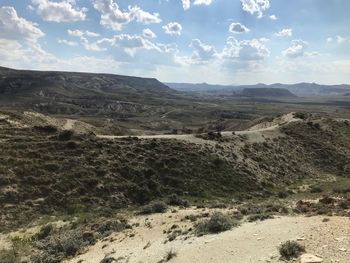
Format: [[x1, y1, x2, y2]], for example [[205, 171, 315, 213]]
[[0, 0, 350, 85]]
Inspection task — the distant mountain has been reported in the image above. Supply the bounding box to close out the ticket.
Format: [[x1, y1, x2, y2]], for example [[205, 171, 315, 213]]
[[166, 82, 350, 97], [240, 88, 297, 97], [0, 66, 177, 116]]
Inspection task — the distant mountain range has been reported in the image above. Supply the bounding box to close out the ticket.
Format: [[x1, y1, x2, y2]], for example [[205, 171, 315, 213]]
[[166, 82, 350, 97]]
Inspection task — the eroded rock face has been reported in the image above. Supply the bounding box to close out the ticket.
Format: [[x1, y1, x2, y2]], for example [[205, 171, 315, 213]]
[[300, 253, 323, 263]]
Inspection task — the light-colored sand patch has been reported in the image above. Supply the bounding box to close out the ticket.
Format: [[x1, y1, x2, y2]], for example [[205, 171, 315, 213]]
[[66, 208, 350, 263]]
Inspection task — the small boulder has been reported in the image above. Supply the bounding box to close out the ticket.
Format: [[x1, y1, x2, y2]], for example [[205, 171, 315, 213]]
[[300, 253, 323, 263]]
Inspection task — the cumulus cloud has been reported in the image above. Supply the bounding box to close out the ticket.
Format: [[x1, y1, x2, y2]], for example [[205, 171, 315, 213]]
[[282, 39, 308, 58], [92, 0, 161, 31], [189, 39, 217, 63], [142, 28, 156, 39], [240, 0, 270, 18], [221, 37, 270, 61], [193, 0, 213, 6], [68, 29, 99, 38], [327, 35, 349, 44], [85, 31, 100, 37], [58, 39, 78, 46], [275, 28, 293, 37], [182, 0, 191, 10], [31, 0, 87, 22], [229, 22, 250, 34], [163, 22, 182, 35], [269, 14, 277, 20], [0, 6, 44, 43], [336, 35, 346, 44]]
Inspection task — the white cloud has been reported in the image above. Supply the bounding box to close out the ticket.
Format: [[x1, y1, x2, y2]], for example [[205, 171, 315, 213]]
[[92, 0, 161, 31], [229, 22, 250, 34], [0, 6, 44, 43], [240, 0, 270, 18], [68, 29, 84, 37], [193, 0, 213, 6], [182, 0, 191, 10], [222, 37, 270, 61], [85, 31, 100, 37], [58, 39, 78, 46], [31, 0, 87, 22], [189, 39, 217, 63], [128, 6, 162, 24], [68, 29, 99, 38], [336, 35, 346, 44], [327, 35, 349, 44], [163, 22, 182, 35], [282, 39, 308, 58], [269, 14, 277, 20], [143, 28, 156, 39], [275, 28, 293, 37]]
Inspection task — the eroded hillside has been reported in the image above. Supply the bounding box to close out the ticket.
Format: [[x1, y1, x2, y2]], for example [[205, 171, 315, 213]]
[[0, 112, 349, 232]]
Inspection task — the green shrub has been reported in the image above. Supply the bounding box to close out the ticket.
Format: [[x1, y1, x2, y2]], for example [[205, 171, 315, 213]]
[[0, 249, 21, 263], [58, 130, 74, 141], [277, 191, 288, 199], [35, 224, 54, 240], [310, 186, 323, 193], [158, 249, 177, 262], [195, 212, 239, 236], [279, 240, 305, 260], [31, 231, 90, 263], [166, 194, 189, 207], [139, 201, 168, 215], [247, 213, 273, 222]]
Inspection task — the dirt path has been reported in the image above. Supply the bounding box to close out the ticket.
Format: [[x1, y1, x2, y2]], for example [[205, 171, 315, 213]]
[[63, 119, 76, 130], [96, 126, 281, 144], [66, 208, 350, 263]]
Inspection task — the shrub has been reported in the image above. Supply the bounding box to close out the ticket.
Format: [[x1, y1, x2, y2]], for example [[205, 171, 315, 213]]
[[247, 213, 273, 222], [277, 191, 288, 199], [310, 186, 323, 193], [165, 249, 177, 261], [0, 249, 21, 263], [279, 240, 305, 260], [158, 249, 177, 262], [58, 130, 74, 141], [100, 257, 118, 263], [166, 194, 189, 207], [195, 212, 239, 236], [139, 201, 168, 215], [33, 125, 58, 133], [31, 231, 90, 263], [35, 224, 54, 240]]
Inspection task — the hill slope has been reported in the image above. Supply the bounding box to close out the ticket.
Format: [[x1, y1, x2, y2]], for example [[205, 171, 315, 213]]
[[0, 111, 349, 231], [0, 66, 177, 116], [240, 88, 297, 97]]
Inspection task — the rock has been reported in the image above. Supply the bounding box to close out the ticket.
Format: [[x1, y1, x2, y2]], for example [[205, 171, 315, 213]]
[[300, 253, 323, 263]]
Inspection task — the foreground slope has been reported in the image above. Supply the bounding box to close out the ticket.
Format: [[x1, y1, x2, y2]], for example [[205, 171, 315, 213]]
[[0, 112, 349, 231]]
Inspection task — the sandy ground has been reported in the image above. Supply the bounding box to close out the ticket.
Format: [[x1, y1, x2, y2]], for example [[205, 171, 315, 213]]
[[66, 208, 350, 263]]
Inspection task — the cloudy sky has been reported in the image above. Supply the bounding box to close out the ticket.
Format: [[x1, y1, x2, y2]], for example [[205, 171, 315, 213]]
[[0, 0, 350, 85]]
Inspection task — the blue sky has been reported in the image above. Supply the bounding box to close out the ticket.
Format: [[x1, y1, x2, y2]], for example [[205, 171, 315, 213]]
[[0, 0, 350, 84]]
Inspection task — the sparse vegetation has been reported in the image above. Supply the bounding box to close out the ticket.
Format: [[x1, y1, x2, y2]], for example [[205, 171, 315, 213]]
[[279, 240, 305, 260], [158, 249, 177, 262], [139, 201, 168, 215], [195, 212, 239, 236]]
